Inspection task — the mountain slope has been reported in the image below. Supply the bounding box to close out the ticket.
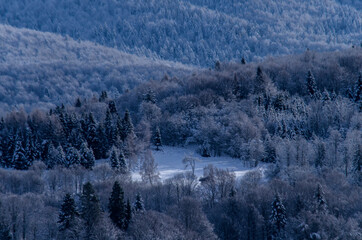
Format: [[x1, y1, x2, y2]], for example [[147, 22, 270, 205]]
[[0, 0, 360, 66], [0, 24, 193, 115]]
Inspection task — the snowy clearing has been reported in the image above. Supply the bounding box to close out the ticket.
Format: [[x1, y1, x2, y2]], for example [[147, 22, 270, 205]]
[[132, 146, 264, 181]]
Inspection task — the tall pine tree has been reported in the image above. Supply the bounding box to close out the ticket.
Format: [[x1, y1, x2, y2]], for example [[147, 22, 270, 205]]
[[314, 183, 327, 213], [79, 142, 95, 170], [58, 193, 79, 231], [108, 181, 126, 230], [306, 70, 317, 98], [81, 182, 101, 239]]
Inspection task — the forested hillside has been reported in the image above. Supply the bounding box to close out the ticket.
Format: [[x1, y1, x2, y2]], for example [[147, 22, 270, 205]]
[[0, 49, 361, 239], [0, 0, 360, 66], [0, 24, 192, 114]]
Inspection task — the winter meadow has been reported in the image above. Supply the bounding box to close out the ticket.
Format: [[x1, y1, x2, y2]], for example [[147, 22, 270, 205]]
[[0, 1, 361, 240]]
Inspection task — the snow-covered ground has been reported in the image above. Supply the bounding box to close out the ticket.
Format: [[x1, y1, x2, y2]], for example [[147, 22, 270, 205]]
[[132, 146, 264, 181]]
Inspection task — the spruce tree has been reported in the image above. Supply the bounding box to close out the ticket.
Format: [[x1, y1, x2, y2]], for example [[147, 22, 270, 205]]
[[143, 89, 156, 104], [55, 145, 66, 166], [75, 98, 82, 108], [58, 193, 79, 231], [119, 149, 128, 174], [264, 136, 276, 163], [154, 127, 162, 151], [104, 109, 116, 148], [79, 142, 95, 170], [124, 199, 132, 230], [109, 147, 120, 171], [13, 139, 28, 170], [99, 91, 108, 102], [81, 182, 101, 239], [269, 193, 287, 237], [241, 57, 246, 64], [108, 100, 118, 115], [121, 110, 134, 141], [134, 193, 145, 212], [306, 70, 317, 98], [215, 60, 221, 71], [254, 66, 266, 94], [65, 147, 81, 168], [108, 181, 126, 230], [314, 184, 327, 213]]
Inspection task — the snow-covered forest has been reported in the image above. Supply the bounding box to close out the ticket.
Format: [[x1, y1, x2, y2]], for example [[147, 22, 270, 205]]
[[0, 47, 361, 239], [0, 0, 361, 66], [0, 0, 361, 239]]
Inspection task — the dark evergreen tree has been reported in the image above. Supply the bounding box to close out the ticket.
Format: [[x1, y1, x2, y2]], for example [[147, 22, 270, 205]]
[[314, 184, 327, 213], [110, 147, 120, 171], [241, 57, 246, 64], [124, 199, 132, 230], [108, 100, 118, 115], [254, 66, 266, 94], [81, 182, 101, 239], [58, 193, 79, 231], [13, 139, 29, 170], [108, 181, 126, 230], [79, 142, 95, 170], [0, 221, 11, 240], [55, 145, 66, 166], [315, 141, 326, 168], [99, 91, 108, 102], [65, 147, 80, 168], [143, 89, 156, 104], [215, 60, 221, 71], [75, 97, 82, 108], [104, 109, 116, 148], [121, 110, 134, 141], [119, 149, 128, 174], [154, 127, 162, 151], [306, 70, 317, 98], [269, 193, 286, 238], [134, 193, 145, 212]]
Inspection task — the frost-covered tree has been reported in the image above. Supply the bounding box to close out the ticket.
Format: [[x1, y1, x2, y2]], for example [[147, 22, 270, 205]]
[[108, 100, 118, 115], [75, 98, 82, 108], [118, 149, 128, 174], [124, 199, 132, 230], [13, 139, 29, 170], [254, 66, 266, 94], [65, 147, 80, 168], [315, 140, 326, 168], [269, 193, 287, 238], [140, 150, 160, 186], [352, 144, 361, 184], [134, 193, 145, 213], [154, 127, 162, 151], [79, 142, 95, 170], [121, 109, 134, 141], [108, 181, 125, 230], [354, 73, 361, 103], [109, 147, 120, 172]]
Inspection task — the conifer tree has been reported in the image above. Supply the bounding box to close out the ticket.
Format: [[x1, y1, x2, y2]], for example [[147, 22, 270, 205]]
[[121, 110, 134, 141], [119, 149, 128, 174], [58, 193, 79, 231], [143, 89, 156, 104], [314, 184, 327, 213], [108, 100, 118, 115], [65, 147, 80, 168], [79, 142, 95, 170], [104, 109, 116, 148], [81, 182, 101, 239], [13, 139, 28, 170], [75, 98, 82, 108], [109, 147, 120, 171], [306, 70, 317, 98], [134, 193, 145, 212], [108, 181, 125, 230], [241, 57, 246, 64], [124, 199, 132, 230], [269, 193, 287, 238], [99, 91, 108, 102], [154, 127, 162, 151], [55, 145, 66, 166], [215, 60, 221, 71], [254, 66, 266, 94]]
